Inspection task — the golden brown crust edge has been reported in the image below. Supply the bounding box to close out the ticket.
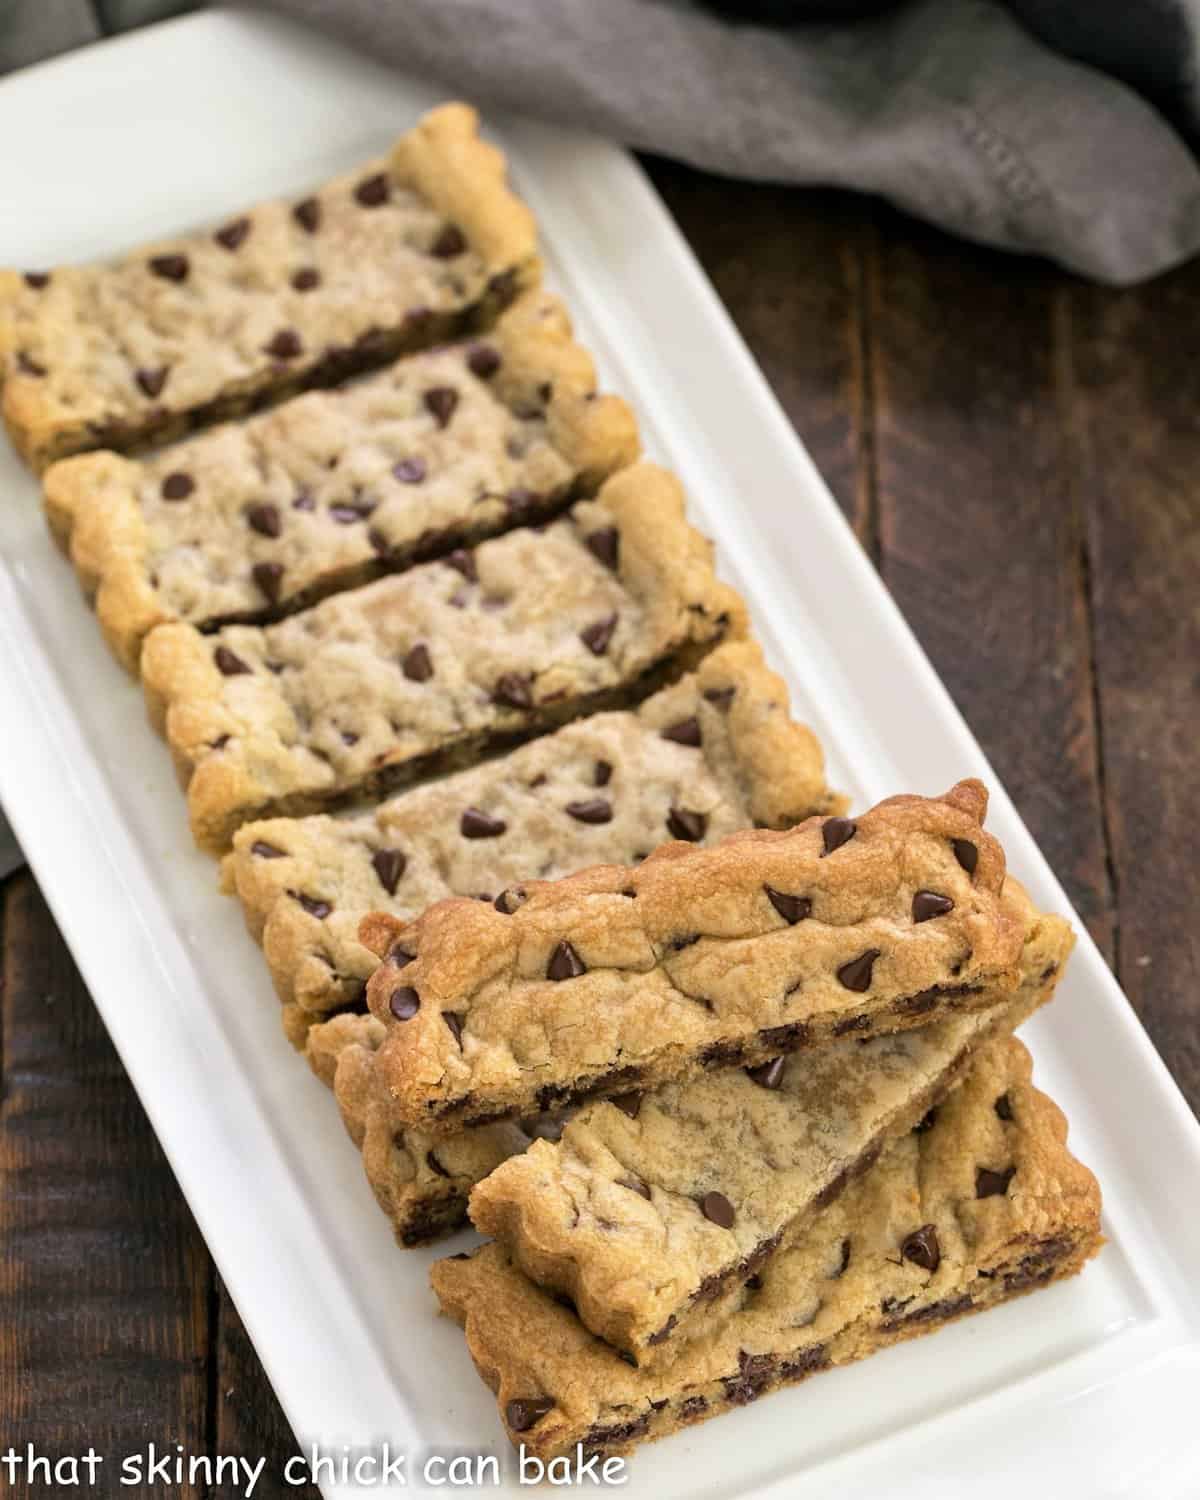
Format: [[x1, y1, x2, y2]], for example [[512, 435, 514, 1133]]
[[364, 780, 1027, 1133]]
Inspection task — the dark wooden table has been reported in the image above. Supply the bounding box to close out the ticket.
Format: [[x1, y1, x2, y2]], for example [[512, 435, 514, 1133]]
[[2, 164, 1197, 1496]]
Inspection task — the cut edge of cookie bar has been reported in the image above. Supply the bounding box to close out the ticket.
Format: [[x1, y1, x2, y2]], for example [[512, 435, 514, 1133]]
[[140, 461, 749, 853], [308, 1010, 540, 1247], [362, 779, 1027, 1134], [41, 288, 639, 674], [431, 1036, 1103, 1464], [0, 103, 540, 472], [221, 635, 845, 1025], [467, 883, 1074, 1364]]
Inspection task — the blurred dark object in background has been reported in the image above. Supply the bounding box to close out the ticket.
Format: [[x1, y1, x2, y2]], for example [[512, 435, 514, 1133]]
[[1006, 0, 1200, 143], [704, 0, 906, 18]]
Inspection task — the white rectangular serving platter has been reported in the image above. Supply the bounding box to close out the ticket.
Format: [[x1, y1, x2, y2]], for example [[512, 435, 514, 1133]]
[[1, 9, 1198, 1498]]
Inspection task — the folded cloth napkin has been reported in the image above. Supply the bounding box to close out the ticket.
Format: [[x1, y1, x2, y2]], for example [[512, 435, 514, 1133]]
[[254, 0, 1200, 285]]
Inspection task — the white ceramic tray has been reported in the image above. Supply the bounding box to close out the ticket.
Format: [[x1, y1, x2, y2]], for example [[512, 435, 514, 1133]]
[[2, 9, 1198, 1498]]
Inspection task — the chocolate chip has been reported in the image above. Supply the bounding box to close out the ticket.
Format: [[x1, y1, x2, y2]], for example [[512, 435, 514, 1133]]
[[136, 366, 169, 398], [214, 645, 251, 676], [994, 1092, 1013, 1121], [745, 1056, 787, 1090], [975, 1165, 1016, 1199], [704, 686, 736, 711], [565, 799, 612, 824], [423, 387, 458, 428], [547, 941, 586, 981], [494, 886, 527, 914], [837, 949, 881, 992], [765, 887, 811, 925], [329, 503, 370, 524], [265, 329, 302, 360], [902, 1223, 941, 1272], [585, 526, 619, 570], [461, 807, 506, 839], [23, 272, 49, 289], [354, 173, 390, 206], [594, 760, 613, 787], [506, 1397, 554, 1433], [467, 344, 501, 379], [296, 893, 331, 919], [247, 503, 282, 538], [580, 613, 618, 656], [914, 1108, 938, 1133], [611, 1093, 642, 1119], [389, 986, 420, 1021], [291, 267, 320, 291], [161, 471, 194, 501], [250, 841, 285, 859], [432, 224, 466, 257], [699, 1191, 735, 1229], [667, 807, 707, 842], [621, 1175, 651, 1200], [442, 1011, 464, 1046], [16, 352, 45, 377], [445, 548, 477, 582], [393, 456, 427, 484], [293, 197, 321, 232], [252, 561, 284, 604], [662, 716, 701, 747], [403, 643, 433, 682], [912, 890, 954, 923], [371, 848, 407, 895], [822, 816, 857, 855], [215, 217, 251, 251], [149, 253, 188, 282], [493, 673, 533, 710], [952, 838, 978, 875]]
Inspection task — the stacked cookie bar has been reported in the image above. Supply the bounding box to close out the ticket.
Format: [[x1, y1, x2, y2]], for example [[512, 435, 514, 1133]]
[[8, 101, 1101, 1470]]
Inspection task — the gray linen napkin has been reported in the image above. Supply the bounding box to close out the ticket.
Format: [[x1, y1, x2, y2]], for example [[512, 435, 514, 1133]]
[[256, 0, 1200, 285]]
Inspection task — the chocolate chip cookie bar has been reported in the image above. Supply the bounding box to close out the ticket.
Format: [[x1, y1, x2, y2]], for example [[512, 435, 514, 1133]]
[[363, 779, 1026, 1134], [432, 1037, 1102, 1462], [469, 880, 1071, 1366], [0, 104, 539, 471], [141, 463, 747, 851], [223, 640, 842, 1035], [43, 290, 637, 672]]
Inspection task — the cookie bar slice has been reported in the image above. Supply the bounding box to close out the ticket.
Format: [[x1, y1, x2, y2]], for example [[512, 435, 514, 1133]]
[[0, 104, 539, 471], [468, 881, 1071, 1365], [43, 290, 637, 671], [432, 1037, 1102, 1463], [223, 640, 842, 1031], [310, 1011, 542, 1247], [141, 463, 747, 851], [363, 779, 1026, 1133]]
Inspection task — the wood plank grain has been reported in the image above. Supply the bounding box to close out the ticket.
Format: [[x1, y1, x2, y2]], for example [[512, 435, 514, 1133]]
[[1064, 268, 1200, 1113], [0, 872, 209, 1495], [216, 1278, 320, 1499], [863, 209, 1113, 952], [644, 162, 876, 547]]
